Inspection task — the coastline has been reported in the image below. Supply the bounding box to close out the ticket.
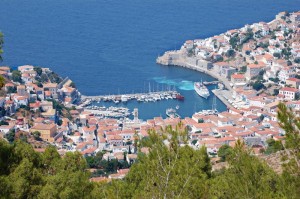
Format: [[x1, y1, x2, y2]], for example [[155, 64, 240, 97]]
[[156, 52, 234, 109], [156, 52, 233, 92]]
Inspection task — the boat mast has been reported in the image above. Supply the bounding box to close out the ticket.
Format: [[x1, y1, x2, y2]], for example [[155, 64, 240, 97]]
[[212, 94, 217, 111]]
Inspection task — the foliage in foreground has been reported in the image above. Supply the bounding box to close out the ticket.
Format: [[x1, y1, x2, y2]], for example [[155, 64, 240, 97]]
[[1, 103, 300, 198]]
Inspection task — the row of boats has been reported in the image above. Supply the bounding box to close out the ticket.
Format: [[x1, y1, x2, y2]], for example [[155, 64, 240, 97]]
[[83, 91, 184, 105], [84, 105, 131, 118]]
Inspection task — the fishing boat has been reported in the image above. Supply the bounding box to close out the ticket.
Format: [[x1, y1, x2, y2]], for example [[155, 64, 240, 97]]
[[194, 81, 210, 99], [176, 94, 184, 100]]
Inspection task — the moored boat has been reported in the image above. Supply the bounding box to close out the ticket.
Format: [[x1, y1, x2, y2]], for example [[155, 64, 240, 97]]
[[194, 81, 210, 99], [176, 94, 184, 100]]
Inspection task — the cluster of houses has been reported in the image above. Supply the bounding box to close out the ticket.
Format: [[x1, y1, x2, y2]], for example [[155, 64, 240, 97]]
[[156, 11, 300, 156], [182, 11, 299, 84], [0, 65, 80, 141], [1, 11, 300, 179], [167, 12, 300, 107], [62, 98, 291, 162]]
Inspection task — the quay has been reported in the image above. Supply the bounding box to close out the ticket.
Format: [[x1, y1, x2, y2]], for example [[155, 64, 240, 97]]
[[80, 90, 181, 105], [203, 81, 220, 85], [211, 89, 234, 109]]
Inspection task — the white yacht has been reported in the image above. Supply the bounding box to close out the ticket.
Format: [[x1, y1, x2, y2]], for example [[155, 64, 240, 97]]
[[194, 81, 210, 99]]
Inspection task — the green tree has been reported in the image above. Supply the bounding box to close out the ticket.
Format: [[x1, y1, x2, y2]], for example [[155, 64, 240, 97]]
[[277, 103, 300, 197], [6, 86, 16, 93], [252, 81, 265, 91], [4, 129, 15, 143], [8, 158, 44, 198], [229, 35, 239, 49], [0, 120, 8, 125], [191, 139, 198, 145], [32, 131, 41, 141], [0, 75, 5, 89], [42, 145, 61, 175], [239, 65, 247, 73], [209, 140, 293, 198], [218, 144, 233, 162], [70, 82, 76, 88], [273, 52, 281, 58], [0, 139, 13, 175], [265, 138, 283, 154], [122, 127, 211, 198], [34, 67, 43, 76], [225, 49, 235, 57], [12, 70, 22, 83], [277, 103, 300, 176]]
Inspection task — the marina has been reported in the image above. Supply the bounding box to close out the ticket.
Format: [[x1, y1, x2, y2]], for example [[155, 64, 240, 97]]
[[78, 80, 228, 120], [83, 106, 131, 119], [80, 90, 182, 106]]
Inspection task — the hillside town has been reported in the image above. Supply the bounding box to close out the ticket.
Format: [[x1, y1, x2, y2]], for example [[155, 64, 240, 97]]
[[0, 11, 300, 180]]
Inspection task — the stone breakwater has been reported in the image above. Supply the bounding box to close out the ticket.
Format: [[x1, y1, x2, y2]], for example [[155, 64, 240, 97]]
[[156, 50, 232, 91]]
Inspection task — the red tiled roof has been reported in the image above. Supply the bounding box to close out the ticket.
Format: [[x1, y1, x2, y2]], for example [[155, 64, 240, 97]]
[[280, 87, 299, 92], [231, 73, 245, 79], [287, 78, 300, 82]]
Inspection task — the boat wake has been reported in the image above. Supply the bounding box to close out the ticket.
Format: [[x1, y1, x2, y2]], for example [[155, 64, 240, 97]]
[[152, 77, 194, 91]]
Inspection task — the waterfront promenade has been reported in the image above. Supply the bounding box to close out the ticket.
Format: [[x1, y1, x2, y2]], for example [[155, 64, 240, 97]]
[[212, 89, 234, 109]]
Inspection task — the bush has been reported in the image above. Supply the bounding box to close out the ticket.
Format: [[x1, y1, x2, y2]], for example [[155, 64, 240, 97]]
[[218, 144, 233, 162], [239, 66, 247, 73], [273, 52, 281, 58], [12, 70, 22, 83], [252, 81, 265, 91], [225, 49, 235, 57]]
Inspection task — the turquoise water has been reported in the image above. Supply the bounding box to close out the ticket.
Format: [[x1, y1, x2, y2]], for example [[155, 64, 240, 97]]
[[0, 0, 299, 119]]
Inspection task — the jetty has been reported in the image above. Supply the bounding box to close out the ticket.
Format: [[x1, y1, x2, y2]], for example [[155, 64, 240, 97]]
[[80, 90, 181, 105], [203, 81, 220, 85]]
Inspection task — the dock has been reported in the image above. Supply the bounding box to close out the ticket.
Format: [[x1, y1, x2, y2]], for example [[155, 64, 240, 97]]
[[203, 81, 220, 85], [80, 90, 181, 105], [211, 89, 234, 109]]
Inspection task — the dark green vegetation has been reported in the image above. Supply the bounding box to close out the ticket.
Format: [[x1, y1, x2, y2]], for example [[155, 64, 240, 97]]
[[265, 138, 284, 154], [0, 141, 93, 199], [34, 68, 63, 84], [0, 103, 300, 198], [0, 74, 5, 89], [12, 70, 22, 83], [86, 151, 130, 177], [217, 144, 233, 162]]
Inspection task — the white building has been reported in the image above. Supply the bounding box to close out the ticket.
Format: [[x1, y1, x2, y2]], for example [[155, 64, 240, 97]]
[[279, 87, 299, 100]]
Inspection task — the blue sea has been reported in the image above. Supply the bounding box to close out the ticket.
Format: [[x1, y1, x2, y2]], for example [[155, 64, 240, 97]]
[[0, 0, 299, 119]]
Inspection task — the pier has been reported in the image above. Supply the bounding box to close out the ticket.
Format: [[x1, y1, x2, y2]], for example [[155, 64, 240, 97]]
[[203, 81, 220, 85], [80, 90, 181, 105]]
